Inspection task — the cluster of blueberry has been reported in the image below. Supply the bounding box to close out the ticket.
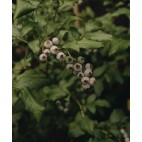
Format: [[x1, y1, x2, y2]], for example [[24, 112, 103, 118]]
[[39, 37, 96, 89], [39, 37, 66, 62], [66, 57, 96, 89], [120, 128, 130, 142], [56, 100, 70, 113]]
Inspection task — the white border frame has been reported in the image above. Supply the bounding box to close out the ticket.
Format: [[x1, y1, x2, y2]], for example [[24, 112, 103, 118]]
[[131, 0, 142, 141], [0, 0, 12, 141], [1, 0, 142, 141]]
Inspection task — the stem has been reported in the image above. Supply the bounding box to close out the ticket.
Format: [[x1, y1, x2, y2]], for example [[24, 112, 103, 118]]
[[102, 130, 108, 135], [24, 48, 28, 60], [73, 97, 85, 117], [73, 3, 80, 27], [79, 32, 84, 39], [54, 9, 58, 21], [66, 51, 76, 60], [54, 3, 59, 22]]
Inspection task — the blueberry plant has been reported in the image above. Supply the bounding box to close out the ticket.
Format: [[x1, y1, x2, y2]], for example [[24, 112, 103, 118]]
[[12, 0, 130, 142]]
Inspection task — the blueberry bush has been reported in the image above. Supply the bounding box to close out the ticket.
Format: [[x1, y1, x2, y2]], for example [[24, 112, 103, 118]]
[[12, 0, 130, 142]]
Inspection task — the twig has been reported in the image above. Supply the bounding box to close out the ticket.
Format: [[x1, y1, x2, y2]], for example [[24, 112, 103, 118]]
[[66, 51, 76, 60], [73, 97, 85, 117]]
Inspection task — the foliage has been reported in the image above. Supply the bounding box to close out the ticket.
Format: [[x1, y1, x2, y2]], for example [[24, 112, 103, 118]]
[[12, 0, 130, 142]]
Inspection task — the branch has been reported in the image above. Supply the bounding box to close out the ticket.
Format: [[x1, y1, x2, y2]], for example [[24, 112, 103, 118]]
[[73, 97, 85, 117]]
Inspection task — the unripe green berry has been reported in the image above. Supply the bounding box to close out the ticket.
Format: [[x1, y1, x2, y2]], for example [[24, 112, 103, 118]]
[[82, 84, 90, 89], [74, 63, 82, 72], [50, 46, 59, 55], [56, 100, 61, 105], [65, 102, 70, 107], [56, 52, 66, 61], [58, 106, 64, 111], [66, 64, 73, 70], [81, 77, 89, 84], [93, 49, 97, 53], [44, 40, 53, 48], [85, 51, 90, 55], [39, 54, 47, 62], [84, 69, 92, 77], [73, 71, 78, 75], [65, 56, 73, 63], [77, 56, 85, 64], [63, 108, 69, 113], [52, 37, 59, 45]]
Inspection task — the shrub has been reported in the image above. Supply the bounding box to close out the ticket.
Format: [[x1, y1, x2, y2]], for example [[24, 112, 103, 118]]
[[12, 0, 130, 142]]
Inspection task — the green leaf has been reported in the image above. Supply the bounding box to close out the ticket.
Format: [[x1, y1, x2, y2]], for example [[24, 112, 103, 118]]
[[58, 1, 74, 12], [61, 16, 82, 25], [12, 99, 24, 114], [105, 67, 124, 84], [85, 7, 95, 18], [85, 20, 102, 32], [110, 109, 125, 124], [109, 39, 130, 56], [68, 27, 80, 40], [103, 1, 112, 6], [70, 113, 94, 136], [12, 25, 22, 37], [95, 99, 111, 108], [112, 8, 130, 18], [12, 89, 19, 106], [87, 94, 96, 104], [93, 64, 108, 77], [21, 22, 38, 35], [62, 38, 103, 52], [62, 40, 80, 52], [28, 39, 40, 54], [115, 71, 124, 84], [46, 87, 69, 101], [115, 1, 124, 7], [85, 30, 113, 41], [110, 125, 121, 137], [14, 70, 48, 90], [12, 113, 22, 124], [70, 113, 95, 135], [46, 23, 59, 35], [12, 3, 16, 13], [12, 25, 28, 43], [59, 78, 77, 88], [87, 104, 96, 114], [93, 129, 105, 140], [19, 88, 45, 121], [86, 94, 96, 114], [34, 12, 47, 28], [95, 79, 104, 96], [58, 28, 80, 43], [78, 38, 103, 49], [58, 30, 68, 40], [68, 121, 85, 138], [80, 116, 94, 134], [14, 0, 40, 19]]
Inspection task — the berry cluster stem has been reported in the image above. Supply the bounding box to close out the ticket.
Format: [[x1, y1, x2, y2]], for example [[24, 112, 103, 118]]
[[73, 97, 85, 117], [66, 51, 76, 60]]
